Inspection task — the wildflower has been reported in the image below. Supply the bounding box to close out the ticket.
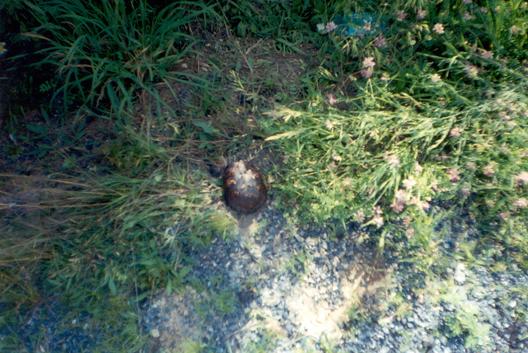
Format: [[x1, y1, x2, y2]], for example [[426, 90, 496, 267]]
[[395, 189, 408, 204], [361, 57, 376, 79], [414, 163, 423, 173], [396, 11, 407, 21], [374, 35, 387, 48], [317, 21, 338, 34], [342, 177, 353, 188], [372, 215, 384, 227], [431, 73, 442, 83], [363, 22, 372, 31], [447, 168, 460, 182], [449, 127, 462, 137], [354, 210, 365, 223], [325, 120, 335, 130], [403, 216, 412, 226], [325, 21, 337, 33], [410, 196, 430, 211], [482, 163, 496, 177], [461, 185, 471, 197], [416, 9, 427, 20], [391, 189, 408, 213], [403, 177, 416, 190], [381, 72, 390, 81], [0, 42, 6, 55], [463, 0, 472, 4], [385, 154, 400, 168], [433, 23, 445, 34], [326, 93, 337, 106], [371, 206, 384, 226], [514, 171, 528, 186], [510, 25, 521, 35], [513, 198, 528, 209], [360, 68, 373, 78], [332, 154, 342, 162], [479, 7, 488, 13], [406, 226, 415, 238], [465, 64, 479, 78], [363, 57, 376, 69], [327, 161, 337, 171], [499, 211, 510, 220]]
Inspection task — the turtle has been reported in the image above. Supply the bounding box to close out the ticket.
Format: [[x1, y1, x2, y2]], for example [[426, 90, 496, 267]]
[[211, 159, 267, 214]]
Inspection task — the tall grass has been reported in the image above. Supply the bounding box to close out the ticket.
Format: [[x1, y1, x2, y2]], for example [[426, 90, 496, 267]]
[[24, 0, 216, 116], [0, 161, 237, 351]]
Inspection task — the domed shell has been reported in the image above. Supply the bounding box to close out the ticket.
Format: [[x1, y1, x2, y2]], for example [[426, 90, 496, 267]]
[[223, 160, 267, 214]]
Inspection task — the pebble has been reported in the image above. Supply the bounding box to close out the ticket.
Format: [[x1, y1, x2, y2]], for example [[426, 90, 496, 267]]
[[454, 263, 467, 284], [149, 328, 160, 338]]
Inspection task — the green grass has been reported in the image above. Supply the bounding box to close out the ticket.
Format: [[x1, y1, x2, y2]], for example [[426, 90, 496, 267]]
[[1, 0, 528, 351], [23, 0, 216, 116]]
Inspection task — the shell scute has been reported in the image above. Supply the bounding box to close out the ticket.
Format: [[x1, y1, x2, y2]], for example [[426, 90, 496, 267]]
[[222, 160, 267, 214]]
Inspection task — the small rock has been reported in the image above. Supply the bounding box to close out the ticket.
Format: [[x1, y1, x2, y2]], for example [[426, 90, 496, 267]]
[[454, 263, 467, 284], [150, 328, 160, 338]]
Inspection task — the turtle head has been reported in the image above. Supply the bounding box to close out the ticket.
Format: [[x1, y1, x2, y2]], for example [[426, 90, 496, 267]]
[[206, 156, 228, 178]]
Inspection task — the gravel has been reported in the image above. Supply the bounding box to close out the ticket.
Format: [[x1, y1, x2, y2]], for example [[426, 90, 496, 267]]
[[143, 204, 528, 353]]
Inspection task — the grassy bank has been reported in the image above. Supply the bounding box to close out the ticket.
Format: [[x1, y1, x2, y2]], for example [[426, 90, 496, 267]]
[[1, 0, 527, 352]]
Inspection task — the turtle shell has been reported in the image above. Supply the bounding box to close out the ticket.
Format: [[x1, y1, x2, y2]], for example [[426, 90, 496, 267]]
[[223, 160, 267, 214]]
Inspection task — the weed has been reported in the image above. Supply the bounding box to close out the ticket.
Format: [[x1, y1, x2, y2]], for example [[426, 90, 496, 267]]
[[283, 249, 309, 276], [423, 276, 492, 349]]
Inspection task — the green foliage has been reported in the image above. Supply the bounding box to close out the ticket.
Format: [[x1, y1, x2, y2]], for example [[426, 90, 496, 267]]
[[24, 0, 216, 116], [262, 0, 528, 263], [442, 286, 491, 349]]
